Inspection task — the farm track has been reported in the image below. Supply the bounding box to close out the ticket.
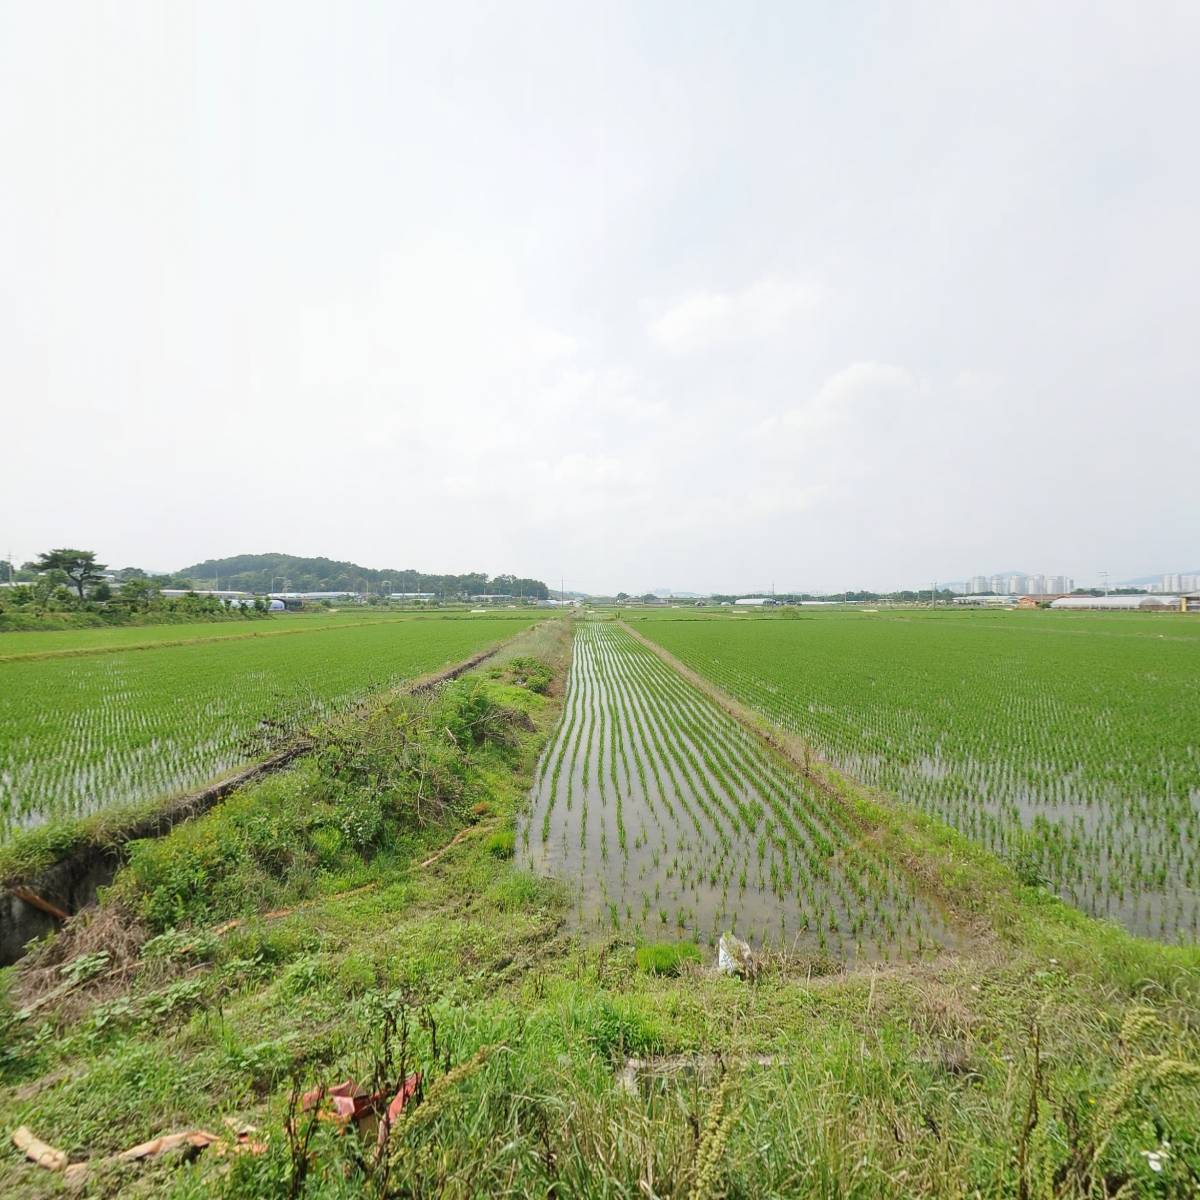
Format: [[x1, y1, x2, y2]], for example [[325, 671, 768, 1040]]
[[520, 621, 955, 961]]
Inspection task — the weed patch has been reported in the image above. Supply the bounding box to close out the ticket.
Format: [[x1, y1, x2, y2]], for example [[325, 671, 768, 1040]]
[[636, 940, 702, 975]]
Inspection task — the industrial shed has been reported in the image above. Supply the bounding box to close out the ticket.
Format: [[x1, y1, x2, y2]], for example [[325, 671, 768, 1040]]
[[1049, 595, 1178, 612]]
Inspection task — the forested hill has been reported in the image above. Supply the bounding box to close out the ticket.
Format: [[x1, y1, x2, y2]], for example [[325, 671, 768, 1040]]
[[176, 554, 549, 598]]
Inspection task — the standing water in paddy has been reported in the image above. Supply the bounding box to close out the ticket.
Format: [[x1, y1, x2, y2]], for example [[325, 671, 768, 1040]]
[[639, 611, 1200, 943], [519, 620, 955, 960]]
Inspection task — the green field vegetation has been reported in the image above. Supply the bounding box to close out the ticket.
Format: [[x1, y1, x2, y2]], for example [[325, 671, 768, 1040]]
[[0, 608, 535, 661], [0, 616, 538, 842], [634, 608, 1200, 942], [521, 621, 953, 959], [1, 619, 1198, 1198], [0, 613, 415, 662]]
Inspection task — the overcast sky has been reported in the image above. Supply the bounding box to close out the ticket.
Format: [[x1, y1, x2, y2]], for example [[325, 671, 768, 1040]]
[[3, 2, 1197, 593]]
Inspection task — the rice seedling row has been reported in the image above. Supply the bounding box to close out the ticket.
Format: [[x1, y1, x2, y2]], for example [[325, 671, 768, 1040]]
[[638, 611, 1200, 942], [0, 616, 535, 839], [520, 621, 955, 960]]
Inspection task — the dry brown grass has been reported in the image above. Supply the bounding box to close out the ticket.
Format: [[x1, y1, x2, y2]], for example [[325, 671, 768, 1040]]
[[15, 901, 148, 1016]]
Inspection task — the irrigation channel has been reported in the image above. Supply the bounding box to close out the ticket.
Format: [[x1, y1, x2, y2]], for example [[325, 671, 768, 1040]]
[[519, 621, 957, 960]]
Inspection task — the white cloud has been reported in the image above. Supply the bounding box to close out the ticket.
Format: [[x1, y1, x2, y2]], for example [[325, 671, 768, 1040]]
[[2, 4, 1196, 592], [781, 362, 918, 438], [647, 278, 820, 354]]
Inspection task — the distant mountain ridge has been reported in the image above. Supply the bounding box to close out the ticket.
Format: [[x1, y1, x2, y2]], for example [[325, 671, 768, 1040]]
[[175, 553, 549, 599]]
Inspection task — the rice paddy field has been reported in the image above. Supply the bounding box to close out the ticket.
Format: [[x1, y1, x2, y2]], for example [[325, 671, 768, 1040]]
[[5, 608, 1200, 1200], [0, 608, 505, 661], [633, 608, 1200, 943], [518, 620, 955, 959], [0, 614, 536, 840]]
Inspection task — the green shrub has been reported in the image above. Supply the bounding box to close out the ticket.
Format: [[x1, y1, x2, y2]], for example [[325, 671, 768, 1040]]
[[278, 954, 328, 998], [335, 953, 377, 997], [100, 669, 546, 934], [310, 826, 344, 867], [504, 655, 554, 694], [635, 941, 702, 976], [117, 773, 317, 929], [331, 790, 386, 852], [582, 997, 665, 1060], [486, 829, 516, 859], [488, 869, 557, 911]]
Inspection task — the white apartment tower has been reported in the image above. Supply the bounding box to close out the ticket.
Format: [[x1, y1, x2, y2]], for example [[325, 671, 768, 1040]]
[[971, 572, 1073, 595]]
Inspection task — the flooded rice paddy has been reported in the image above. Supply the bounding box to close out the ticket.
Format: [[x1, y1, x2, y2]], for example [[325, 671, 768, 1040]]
[[519, 622, 955, 961], [639, 612, 1200, 943], [0, 617, 531, 839]]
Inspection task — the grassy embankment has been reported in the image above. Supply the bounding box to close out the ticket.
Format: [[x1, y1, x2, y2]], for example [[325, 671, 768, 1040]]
[[1, 617, 1198, 1198], [0, 615, 539, 888]]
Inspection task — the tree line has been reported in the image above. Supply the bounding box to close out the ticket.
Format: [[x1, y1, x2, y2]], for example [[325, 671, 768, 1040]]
[[176, 553, 549, 599], [0, 549, 552, 633], [0, 549, 274, 632]]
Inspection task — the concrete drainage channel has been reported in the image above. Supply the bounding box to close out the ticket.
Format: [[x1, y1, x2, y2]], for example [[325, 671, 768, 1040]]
[[0, 641, 511, 965], [0, 743, 313, 965]]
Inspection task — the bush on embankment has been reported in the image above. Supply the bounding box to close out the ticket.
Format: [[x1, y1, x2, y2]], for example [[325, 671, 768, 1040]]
[[109, 677, 538, 932]]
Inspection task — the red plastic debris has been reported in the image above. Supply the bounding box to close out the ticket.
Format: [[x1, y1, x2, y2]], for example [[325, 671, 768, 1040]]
[[301, 1080, 375, 1124], [378, 1072, 422, 1144], [301, 1073, 422, 1140]]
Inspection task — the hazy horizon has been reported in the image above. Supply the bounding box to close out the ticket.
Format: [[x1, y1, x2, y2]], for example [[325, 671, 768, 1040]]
[[9, 548, 1196, 599], [3, 3, 1197, 595]]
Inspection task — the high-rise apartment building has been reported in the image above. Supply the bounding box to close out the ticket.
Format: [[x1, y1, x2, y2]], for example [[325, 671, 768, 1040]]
[[967, 572, 1073, 595]]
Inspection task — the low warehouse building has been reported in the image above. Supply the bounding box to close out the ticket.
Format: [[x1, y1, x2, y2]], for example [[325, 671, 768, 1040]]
[[1049, 595, 1179, 612]]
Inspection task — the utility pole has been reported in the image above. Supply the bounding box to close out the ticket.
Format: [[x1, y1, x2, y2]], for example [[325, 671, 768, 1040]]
[[1100, 570, 1109, 597], [932, 580, 937, 607]]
